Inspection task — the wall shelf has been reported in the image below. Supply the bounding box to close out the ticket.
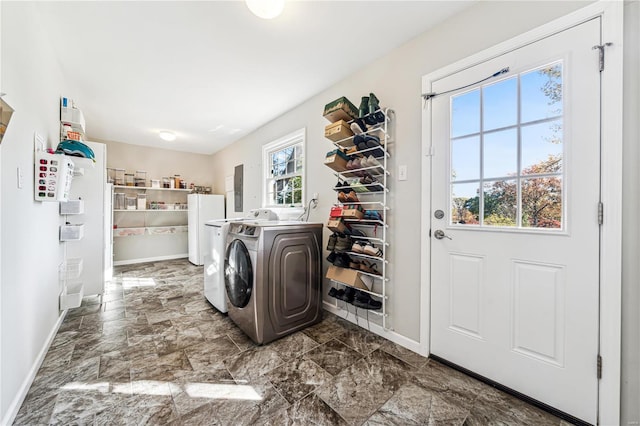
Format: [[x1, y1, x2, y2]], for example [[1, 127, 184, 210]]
[[113, 185, 192, 192]]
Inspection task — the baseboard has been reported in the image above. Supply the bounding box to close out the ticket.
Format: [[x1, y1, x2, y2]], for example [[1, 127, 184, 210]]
[[2, 310, 67, 426], [322, 301, 423, 355], [113, 253, 188, 266]]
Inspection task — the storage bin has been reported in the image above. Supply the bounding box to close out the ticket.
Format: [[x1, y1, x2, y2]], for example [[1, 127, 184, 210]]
[[125, 173, 135, 186], [324, 120, 354, 143], [150, 179, 160, 188], [60, 199, 85, 215], [135, 170, 147, 187], [60, 224, 84, 241], [323, 96, 358, 123], [113, 227, 145, 237], [114, 169, 125, 186], [59, 258, 83, 280], [59, 282, 84, 310]]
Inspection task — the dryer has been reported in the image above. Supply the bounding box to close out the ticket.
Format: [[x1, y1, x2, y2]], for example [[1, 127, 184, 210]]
[[203, 209, 278, 313], [224, 221, 323, 345]]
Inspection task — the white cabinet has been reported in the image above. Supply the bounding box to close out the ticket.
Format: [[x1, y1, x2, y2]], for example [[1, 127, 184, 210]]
[[112, 185, 192, 265]]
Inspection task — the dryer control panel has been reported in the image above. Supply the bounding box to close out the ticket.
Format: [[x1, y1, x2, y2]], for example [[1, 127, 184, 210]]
[[228, 223, 259, 237]]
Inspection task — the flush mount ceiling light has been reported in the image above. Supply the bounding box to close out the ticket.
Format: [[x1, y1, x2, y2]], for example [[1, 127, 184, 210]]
[[159, 130, 176, 141], [246, 0, 285, 19]]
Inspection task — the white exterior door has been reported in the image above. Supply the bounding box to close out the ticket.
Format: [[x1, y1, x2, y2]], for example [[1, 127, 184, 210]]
[[429, 18, 601, 423]]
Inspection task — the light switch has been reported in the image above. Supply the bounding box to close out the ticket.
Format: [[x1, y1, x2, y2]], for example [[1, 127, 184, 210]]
[[398, 165, 408, 181], [17, 167, 23, 189]]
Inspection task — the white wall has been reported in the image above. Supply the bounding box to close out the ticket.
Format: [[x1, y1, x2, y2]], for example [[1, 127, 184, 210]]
[[622, 1, 640, 424], [0, 3, 70, 422], [210, 0, 639, 422], [210, 0, 589, 339]]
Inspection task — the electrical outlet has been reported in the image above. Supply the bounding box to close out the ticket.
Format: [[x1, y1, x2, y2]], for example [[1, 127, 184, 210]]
[[312, 192, 319, 201]]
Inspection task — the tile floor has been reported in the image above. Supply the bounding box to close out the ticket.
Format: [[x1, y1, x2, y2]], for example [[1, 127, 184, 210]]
[[14, 259, 569, 425]]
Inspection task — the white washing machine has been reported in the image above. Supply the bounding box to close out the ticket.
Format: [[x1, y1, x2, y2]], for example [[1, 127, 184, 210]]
[[224, 221, 323, 345], [203, 209, 278, 313]]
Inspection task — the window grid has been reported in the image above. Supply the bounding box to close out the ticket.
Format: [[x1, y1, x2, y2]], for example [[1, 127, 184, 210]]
[[449, 62, 564, 230], [263, 129, 305, 208]]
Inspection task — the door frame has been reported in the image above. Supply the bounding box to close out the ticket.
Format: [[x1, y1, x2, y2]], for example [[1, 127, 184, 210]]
[[419, 2, 623, 424]]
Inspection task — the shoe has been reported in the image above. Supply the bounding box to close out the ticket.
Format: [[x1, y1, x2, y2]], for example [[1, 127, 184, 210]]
[[350, 117, 367, 135], [326, 251, 337, 263], [364, 94, 378, 126], [334, 235, 353, 252], [355, 134, 369, 153], [369, 92, 386, 124], [360, 260, 381, 275], [333, 253, 352, 268], [358, 96, 370, 119], [364, 155, 383, 174], [360, 274, 374, 291], [329, 287, 345, 300], [363, 210, 383, 221], [341, 191, 359, 203], [326, 233, 337, 251], [353, 290, 382, 310], [338, 287, 356, 303], [351, 241, 365, 253], [364, 135, 385, 158], [363, 243, 383, 257]]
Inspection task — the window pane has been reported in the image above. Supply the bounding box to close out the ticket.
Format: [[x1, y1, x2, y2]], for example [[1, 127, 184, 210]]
[[295, 159, 303, 172], [521, 177, 562, 229], [521, 120, 563, 175], [451, 182, 480, 225], [292, 176, 302, 190], [451, 90, 480, 138], [483, 180, 517, 227], [451, 136, 480, 181], [484, 128, 517, 179], [521, 63, 563, 123], [293, 190, 302, 204], [483, 77, 517, 131], [286, 160, 294, 175]]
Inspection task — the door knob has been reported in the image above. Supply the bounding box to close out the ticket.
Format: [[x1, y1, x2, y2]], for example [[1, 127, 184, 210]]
[[434, 230, 452, 240]]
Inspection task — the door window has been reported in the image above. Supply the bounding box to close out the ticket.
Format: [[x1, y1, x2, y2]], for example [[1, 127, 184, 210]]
[[450, 62, 564, 229]]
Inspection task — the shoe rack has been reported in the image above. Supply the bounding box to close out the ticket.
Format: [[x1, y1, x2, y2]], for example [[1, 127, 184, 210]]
[[323, 95, 393, 331]]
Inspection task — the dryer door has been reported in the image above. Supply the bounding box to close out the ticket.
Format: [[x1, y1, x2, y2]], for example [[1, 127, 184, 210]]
[[224, 239, 253, 308]]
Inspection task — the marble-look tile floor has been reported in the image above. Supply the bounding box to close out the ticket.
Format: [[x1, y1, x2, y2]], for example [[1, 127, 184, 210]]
[[14, 259, 569, 425]]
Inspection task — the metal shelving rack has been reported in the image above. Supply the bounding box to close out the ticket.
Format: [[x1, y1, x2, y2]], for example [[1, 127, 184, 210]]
[[326, 107, 394, 330]]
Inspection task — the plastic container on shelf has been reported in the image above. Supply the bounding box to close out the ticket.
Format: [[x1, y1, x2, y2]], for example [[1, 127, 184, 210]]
[[173, 175, 181, 189], [135, 170, 147, 187], [162, 177, 171, 188], [150, 179, 160, 188], [114, 193, 125, 210], [114, 169, 125, 186], [124, 173, 134, 186], [137, 194, 147, 210], [126, 196, 137, 210]]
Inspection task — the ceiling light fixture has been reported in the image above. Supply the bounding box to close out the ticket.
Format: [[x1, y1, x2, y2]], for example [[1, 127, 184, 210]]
[[245, 0, 284, 19], [159, 130, 176, 141]]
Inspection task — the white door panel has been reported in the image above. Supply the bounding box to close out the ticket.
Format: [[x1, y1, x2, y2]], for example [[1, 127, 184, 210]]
[[430, 18, 600, 423]]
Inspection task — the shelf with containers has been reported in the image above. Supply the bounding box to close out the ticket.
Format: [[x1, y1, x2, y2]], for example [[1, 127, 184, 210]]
[[110, 177, 192, 265], [322, 94, 394, 331]]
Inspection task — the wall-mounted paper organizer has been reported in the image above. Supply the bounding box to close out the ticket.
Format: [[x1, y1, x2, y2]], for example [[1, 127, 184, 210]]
[[59, 258, 83, 279], [34, 152, 74, 202], [60, 199, 84, 215], [60, 224, 84, 241]]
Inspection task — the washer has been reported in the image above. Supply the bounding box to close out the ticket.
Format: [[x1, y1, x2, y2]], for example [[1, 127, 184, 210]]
[[203, 209, 278, 313], [224, 221, 323, 345]]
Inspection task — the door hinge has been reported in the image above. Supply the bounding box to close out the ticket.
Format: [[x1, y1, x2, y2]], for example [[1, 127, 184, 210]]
[[598, 201, 604, 225], [592, 43, 612, 72], [597, 354, 602, 379]]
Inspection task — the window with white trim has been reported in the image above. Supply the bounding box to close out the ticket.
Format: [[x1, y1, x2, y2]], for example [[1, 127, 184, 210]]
[[262, 128, 305, 208]]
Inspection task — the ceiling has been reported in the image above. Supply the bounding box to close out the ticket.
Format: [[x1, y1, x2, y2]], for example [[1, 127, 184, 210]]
[[35, 1, 474, 155]]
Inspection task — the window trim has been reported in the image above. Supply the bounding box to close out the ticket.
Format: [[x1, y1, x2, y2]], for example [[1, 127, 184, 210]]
[[262, 128, 306, 209]]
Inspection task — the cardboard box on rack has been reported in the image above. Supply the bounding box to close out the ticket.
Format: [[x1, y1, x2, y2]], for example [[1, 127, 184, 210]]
[[323, 97, 358, 123], [324, 149, 349, 172], [324, 120, 354, 143], [341, 208, 364, 219], [327, 218, 349, 234], [326, 265, 369, 290]]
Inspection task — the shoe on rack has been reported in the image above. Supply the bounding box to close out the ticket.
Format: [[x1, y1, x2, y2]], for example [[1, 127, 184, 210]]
[[338, 287, 356, 303], [360, 274, 374, 291], [326, 233, 337, 251], [333, 253, 352, 268], [363, 243, 383, 258], [328, 287, 342, 299], [326, 251, 337, 263], [334, 234, 353, 252], [353, 290, 382, 310], [365, 155, 383, 174], [351, 241, 365, 253], [358, 96, 370, 119], [343, 191, 359, 203], [369, 92, 386, 124], [350, 117, 368, 135]]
